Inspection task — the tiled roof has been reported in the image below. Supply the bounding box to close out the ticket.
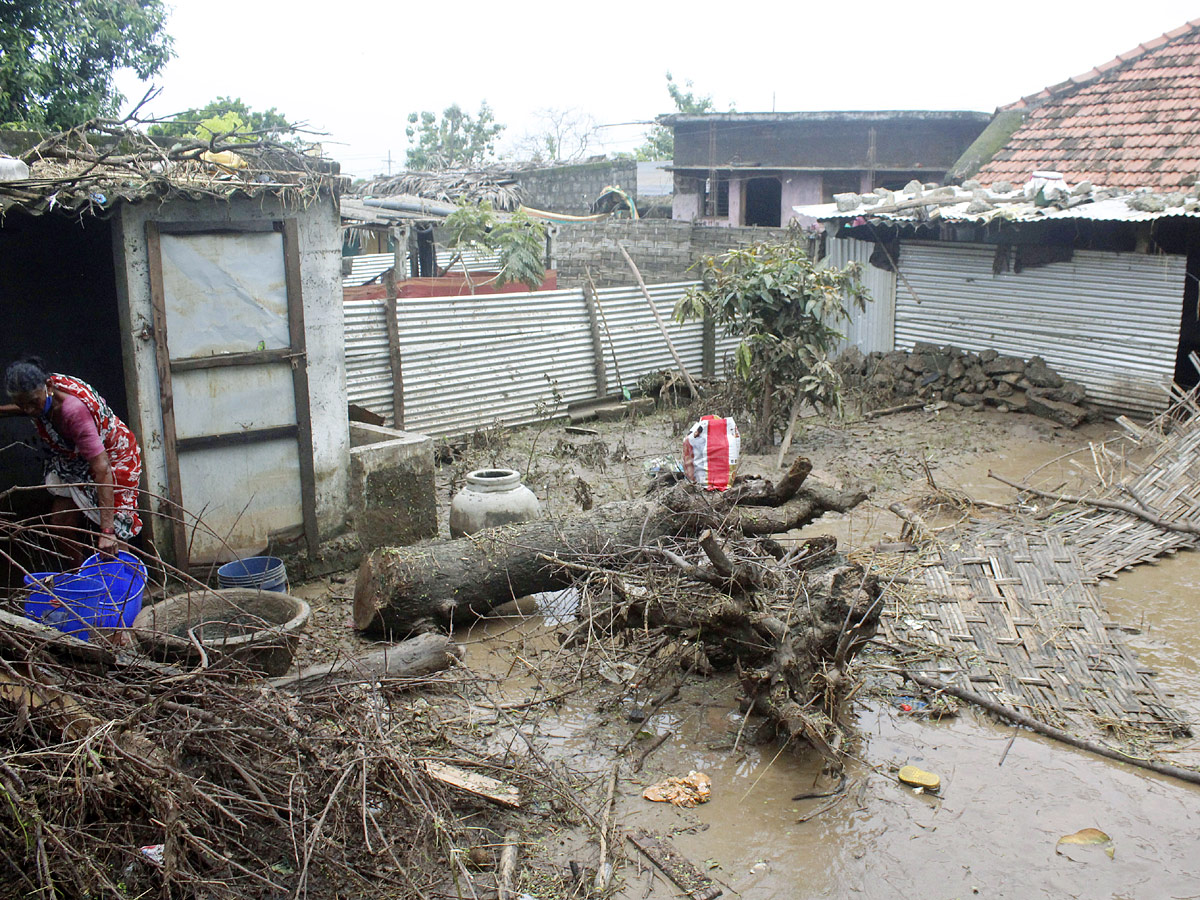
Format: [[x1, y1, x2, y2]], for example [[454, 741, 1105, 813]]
[[976, 20, 1200, 190]]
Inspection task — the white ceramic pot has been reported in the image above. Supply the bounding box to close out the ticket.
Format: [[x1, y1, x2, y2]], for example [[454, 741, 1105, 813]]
[[449, 468, 541, 537]]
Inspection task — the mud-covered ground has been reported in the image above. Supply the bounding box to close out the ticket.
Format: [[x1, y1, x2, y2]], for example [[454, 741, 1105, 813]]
[[289, 403, 1200, 900], [292, 401, 1097, 667]]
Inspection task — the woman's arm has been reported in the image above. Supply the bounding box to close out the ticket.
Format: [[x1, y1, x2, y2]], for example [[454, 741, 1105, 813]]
[[87, 451, 118, 553], [0, 403, 22, 417]]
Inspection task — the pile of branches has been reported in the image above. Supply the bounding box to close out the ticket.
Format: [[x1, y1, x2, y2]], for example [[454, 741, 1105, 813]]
[[561, 524, 882, 759], [355, 457, 883, 761], [0, 509, 561, 900], [1, 89, 338, 213], [355, 168, 524, 211], [0, 628, 480, 900]]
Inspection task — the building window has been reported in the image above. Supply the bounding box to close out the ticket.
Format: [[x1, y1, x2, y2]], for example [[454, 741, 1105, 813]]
[[821, 172, 863, 203], [704, 177, 730, 218]]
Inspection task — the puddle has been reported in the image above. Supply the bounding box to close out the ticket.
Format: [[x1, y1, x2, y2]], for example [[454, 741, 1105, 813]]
[[460, 609, 1200, 899], [1100, 549, 1200, 730]]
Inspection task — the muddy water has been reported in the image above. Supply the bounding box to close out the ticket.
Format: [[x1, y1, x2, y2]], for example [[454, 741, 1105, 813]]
[[456, 419, 1200, 900]]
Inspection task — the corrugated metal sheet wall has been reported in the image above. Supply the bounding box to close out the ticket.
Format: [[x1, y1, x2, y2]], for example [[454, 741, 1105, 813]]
[[895, 242, 1186, 415], [824, 237, 896, 354], [344, 299, 395, 421], [345, 282, 734, 437], [592, 282, 738, 391]]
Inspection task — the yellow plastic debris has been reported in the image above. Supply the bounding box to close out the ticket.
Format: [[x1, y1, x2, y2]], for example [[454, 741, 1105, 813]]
[[897, 765, 940, 791], [200, 149, 247, 171], [642, 771, 712, 807]]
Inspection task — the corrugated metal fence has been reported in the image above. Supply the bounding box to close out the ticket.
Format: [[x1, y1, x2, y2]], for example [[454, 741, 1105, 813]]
[[346, 282, 734, 437], [894, 242, 1185, 415], [824, 237, 896, 354]]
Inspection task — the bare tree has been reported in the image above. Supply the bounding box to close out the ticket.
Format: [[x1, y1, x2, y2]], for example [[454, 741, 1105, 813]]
[[509, 107, 600, 164]]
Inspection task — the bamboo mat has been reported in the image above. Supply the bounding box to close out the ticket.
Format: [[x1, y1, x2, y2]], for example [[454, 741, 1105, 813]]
[[880, 383, 1200, 740], [881, 532, 1190, 738], [1045, 386, 1200, 579]]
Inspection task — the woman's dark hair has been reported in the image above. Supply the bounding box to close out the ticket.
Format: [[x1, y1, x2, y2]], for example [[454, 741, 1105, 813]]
[[5, 356, 50, 397]]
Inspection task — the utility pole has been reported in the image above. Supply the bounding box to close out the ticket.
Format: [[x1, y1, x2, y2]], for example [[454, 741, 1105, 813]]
[[387, 150, 392, 175]]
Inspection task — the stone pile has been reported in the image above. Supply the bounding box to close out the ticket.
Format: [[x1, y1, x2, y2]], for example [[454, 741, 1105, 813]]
[[839, 343, 1099, 427]]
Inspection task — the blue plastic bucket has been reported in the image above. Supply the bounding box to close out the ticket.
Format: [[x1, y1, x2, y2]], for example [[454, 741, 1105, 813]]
[[217, 556, 288, 592], [80, 551, 148, 627], [23, 551, 147, 640]]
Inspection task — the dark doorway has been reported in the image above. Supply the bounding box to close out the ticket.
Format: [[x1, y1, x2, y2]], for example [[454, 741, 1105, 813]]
[[1173, 239, 1200, 388], [745, 177, 782, 227], [0, 211, 126, 529]]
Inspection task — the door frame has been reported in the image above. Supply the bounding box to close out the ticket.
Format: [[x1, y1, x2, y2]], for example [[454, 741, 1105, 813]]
[[145, 219, 319, 568]]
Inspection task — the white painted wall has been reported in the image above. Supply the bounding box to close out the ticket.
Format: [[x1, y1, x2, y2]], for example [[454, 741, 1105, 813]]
[[111, 192, 350, 560]]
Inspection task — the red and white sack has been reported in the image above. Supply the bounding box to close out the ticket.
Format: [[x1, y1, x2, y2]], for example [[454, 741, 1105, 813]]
[[682, 415, 740, 491]]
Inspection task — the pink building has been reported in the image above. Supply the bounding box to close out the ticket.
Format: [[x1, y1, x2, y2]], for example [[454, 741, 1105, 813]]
[[665, 110, 990, 227]]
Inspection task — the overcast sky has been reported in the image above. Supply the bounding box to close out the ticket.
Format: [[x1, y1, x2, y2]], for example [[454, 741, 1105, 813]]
[[116, 1, 1200, 179]]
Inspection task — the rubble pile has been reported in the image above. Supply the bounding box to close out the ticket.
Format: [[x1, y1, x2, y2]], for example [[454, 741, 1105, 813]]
[[824, 173, 1200, 220], [840, 343, 1100, 427]]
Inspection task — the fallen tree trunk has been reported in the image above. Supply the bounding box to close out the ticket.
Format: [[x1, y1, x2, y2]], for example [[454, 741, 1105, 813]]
[[353, 466, 868, 636], [267, 633, 462, 691]]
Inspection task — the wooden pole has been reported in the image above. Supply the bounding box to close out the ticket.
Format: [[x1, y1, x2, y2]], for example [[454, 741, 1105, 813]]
[[616, 241, 699, 398], [391, 226, 405, 281], [281, 219, 321, 557], [581, 276, 609, 399], [593, 762, 618, 895], [585, 267, 626, 398], [383, 269, 406, 429], [903, 670, 1200, 787]]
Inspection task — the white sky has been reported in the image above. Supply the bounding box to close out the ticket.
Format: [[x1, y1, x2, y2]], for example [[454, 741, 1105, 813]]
[[116, 1, 1200, 179]]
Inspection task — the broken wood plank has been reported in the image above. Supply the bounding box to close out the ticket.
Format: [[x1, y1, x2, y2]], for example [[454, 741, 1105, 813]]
[[627, 828, 722, 900], [497, 829, 519, 900], [421, 760, 521, 808]]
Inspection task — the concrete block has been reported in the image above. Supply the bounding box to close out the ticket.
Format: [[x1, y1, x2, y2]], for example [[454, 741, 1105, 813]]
[[349, 423, 437, 550]]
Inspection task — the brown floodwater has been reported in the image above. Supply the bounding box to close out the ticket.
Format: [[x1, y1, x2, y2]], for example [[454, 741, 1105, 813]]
[[458, 421, 1200, 900]]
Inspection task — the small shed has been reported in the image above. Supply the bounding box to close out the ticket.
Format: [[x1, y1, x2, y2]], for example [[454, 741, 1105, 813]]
[[795, 179, 1200, 416], [0, 129, 350, 570]]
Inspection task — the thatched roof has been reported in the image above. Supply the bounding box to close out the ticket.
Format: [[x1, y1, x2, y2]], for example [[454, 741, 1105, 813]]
[[0, 121, 342, 218], [354, 168, 524, 211]]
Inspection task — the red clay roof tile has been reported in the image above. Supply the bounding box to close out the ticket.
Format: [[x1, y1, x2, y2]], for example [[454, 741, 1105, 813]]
[[978, 22, 1200, 189]]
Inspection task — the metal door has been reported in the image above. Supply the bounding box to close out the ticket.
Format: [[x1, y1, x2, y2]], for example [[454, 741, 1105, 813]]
[[146, 221, 318, 566]]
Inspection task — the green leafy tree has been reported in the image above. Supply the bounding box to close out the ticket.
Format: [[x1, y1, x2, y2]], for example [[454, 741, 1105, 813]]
[[635, 72, 718, 161], [405, 102, 504, 169], [0, 0, 173, 129], [148, 96, 293, 142], [676, 232, 868, 450], [443, 200, 546, 290]]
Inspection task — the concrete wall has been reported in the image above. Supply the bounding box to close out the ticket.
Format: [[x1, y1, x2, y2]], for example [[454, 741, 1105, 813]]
[[781, 174, 822, 220], [673, 113, 991, 170], [112, 191, 350, 561], [673, 175, 704, 221], [554, 219, 788, 287], [513, 159, 638, 215]]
